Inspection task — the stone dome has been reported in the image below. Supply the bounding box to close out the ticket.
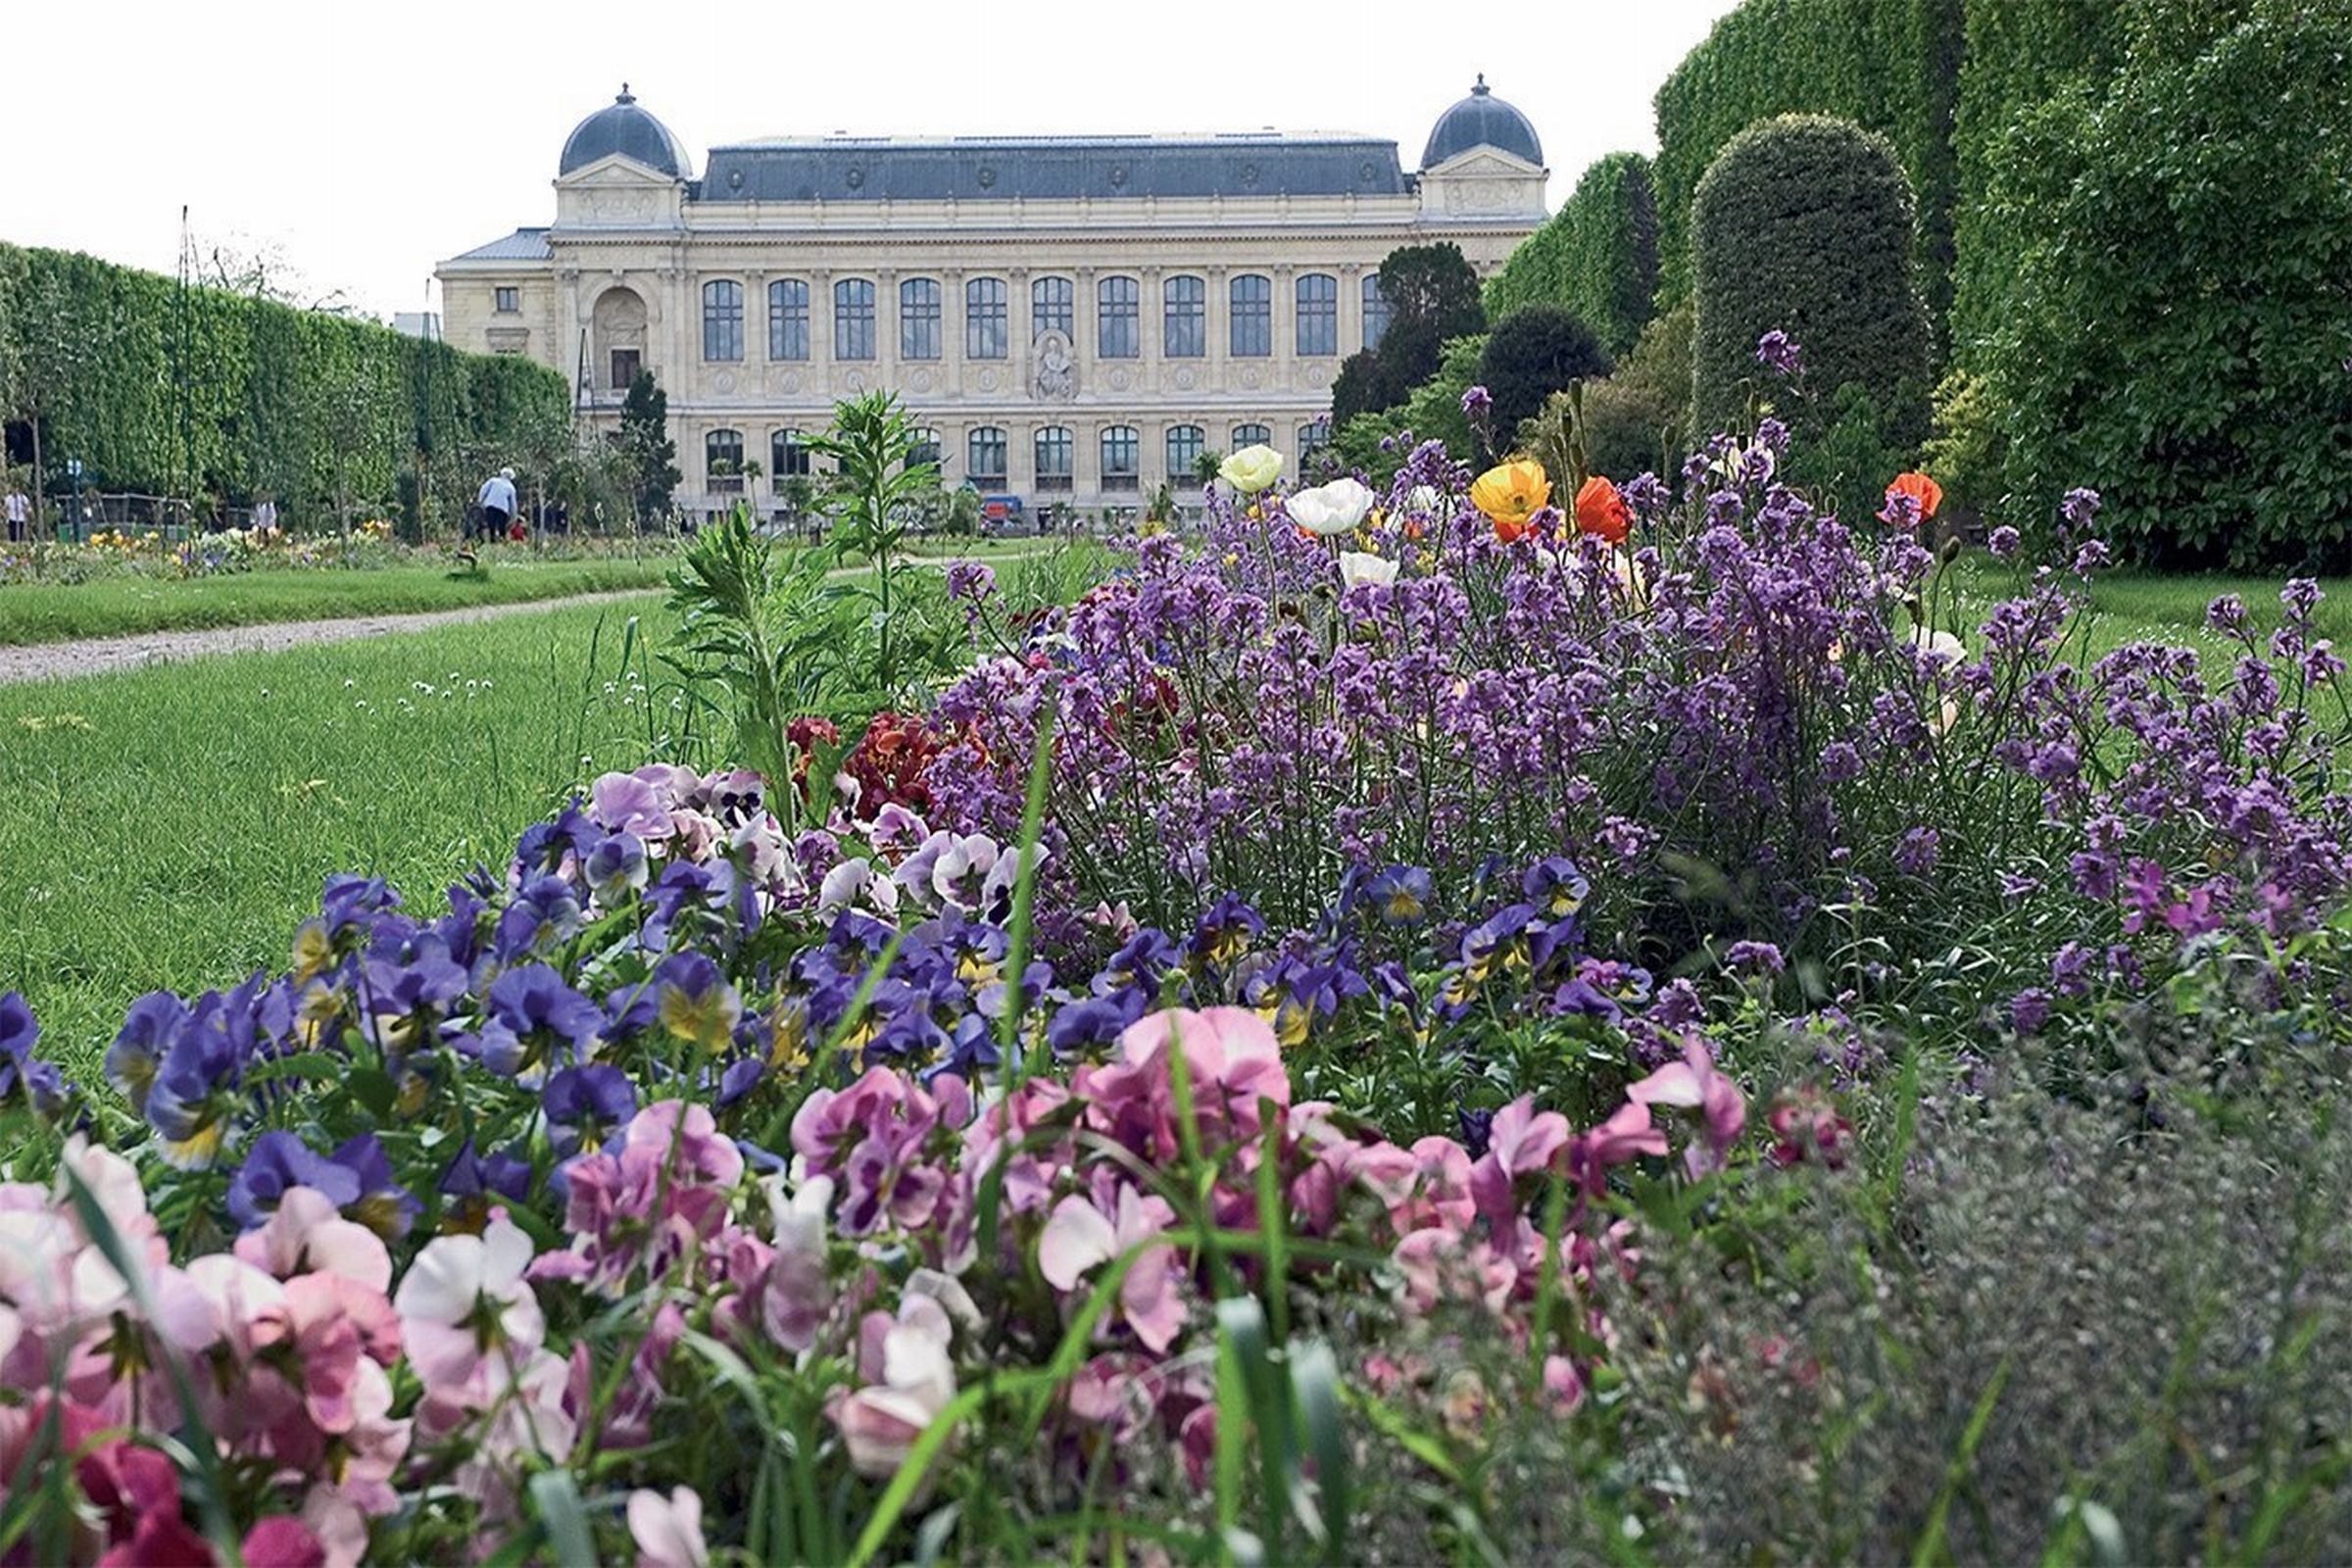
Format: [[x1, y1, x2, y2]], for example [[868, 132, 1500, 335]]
[[1420, 75, 1543, 170], [559, 85, 692, 178]]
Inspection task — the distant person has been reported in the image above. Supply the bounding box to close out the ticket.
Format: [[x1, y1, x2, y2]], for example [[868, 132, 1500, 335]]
[[476, 466, 517, 543], [4, 486, 27, 542], [252, 496, 278, 533]]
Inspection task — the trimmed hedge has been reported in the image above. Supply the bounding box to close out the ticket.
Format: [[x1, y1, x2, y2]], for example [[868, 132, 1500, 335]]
[[1652, 0, 1960, 323], [1480, 307, 1613, 440], [0, 244, 567, 522], [1690, 116, 1931, 451], [1975, 0, 2352, 568], [1483, 153, 1660, 357]]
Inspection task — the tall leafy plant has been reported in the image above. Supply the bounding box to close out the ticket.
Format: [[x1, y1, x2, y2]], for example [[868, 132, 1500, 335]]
[[808, 391, 943, 704]]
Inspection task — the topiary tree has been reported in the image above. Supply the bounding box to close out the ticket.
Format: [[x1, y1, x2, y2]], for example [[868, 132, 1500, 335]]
[[1976, 0, 2352, 568], [1690, 114, 1932, 454], [1479, 306, 1614, 443]]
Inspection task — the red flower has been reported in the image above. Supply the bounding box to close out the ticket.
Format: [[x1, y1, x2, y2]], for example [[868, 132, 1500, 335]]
[[785, 714, 840, 802], [1882, 470, 1942, 524], [1572, 476, 1631, 546], [840, 710, 947, 820]]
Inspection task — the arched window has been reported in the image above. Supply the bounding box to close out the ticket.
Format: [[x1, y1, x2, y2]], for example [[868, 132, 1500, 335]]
[[834, 279, 876, 361], [1163, 275, 1205, 358], [1232, 422, 1271, 452], [909, 426, 943, 469], [965, 277, 1008, 360], [706, 428, 745, 480], [769, 428, 811, 477], [1035, 425, 1074, 491], [1101, 425, 1140, 492], [1097, 276, 1140, 359], [1032, 276, 1074, 340], [1230, 274, 1272, 358], [1166, 423, 1205, 485], [1298, 418, 1333, 456], [967, 426, 1008, 486], [768, 279, 808, 361], [1362, 273, 1393, 352], [702, 280, 744, 362], [900, 277, 942, 361], [1296, 273, 1339, 357]]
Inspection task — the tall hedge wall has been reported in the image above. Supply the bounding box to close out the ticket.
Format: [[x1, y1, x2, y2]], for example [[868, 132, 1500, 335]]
[[0, 243, 567, 518], [1651, 0, 1962, 325], [1483, 153, 1660, 357]]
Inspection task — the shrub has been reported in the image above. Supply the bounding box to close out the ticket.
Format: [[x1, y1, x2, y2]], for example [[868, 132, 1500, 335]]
[[1690, 115, 1932, 455], [1485, 153, 1660, 357], [1479, 307, 1613, 440], [1972, 0, 2352, 568], [1551, 301, 1691, 484]]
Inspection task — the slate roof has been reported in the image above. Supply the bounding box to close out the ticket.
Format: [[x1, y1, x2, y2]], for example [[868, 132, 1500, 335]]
[[448, 228, 552, 263], [560, 87, 694, 178], [693, 135, 1411, 204], [1421, 76, 1543, 169]]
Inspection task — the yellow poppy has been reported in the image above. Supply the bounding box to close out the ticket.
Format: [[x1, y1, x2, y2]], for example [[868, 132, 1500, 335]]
[[1470, 460, 1551, 541]]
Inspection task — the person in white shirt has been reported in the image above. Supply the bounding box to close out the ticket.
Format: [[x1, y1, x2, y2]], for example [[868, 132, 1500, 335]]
[[476, 467, 517, 542], [3, 488, 27, 543], [252, 497, 278, 533]]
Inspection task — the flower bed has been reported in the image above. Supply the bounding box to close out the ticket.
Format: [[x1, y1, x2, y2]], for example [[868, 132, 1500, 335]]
[[4, 382, 2350, 1561]]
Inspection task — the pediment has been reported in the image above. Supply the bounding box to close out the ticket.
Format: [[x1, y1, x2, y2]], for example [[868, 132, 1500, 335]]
[[557, 154, 681, 189], [1422, 145, 1545, 180]]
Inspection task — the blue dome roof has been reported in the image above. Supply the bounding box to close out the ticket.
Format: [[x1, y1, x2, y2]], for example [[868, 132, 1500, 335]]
[[560, 86, 691, 178], [1421, 76, 1543, 170]]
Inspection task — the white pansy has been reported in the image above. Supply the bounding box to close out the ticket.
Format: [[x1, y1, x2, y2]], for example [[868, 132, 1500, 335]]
[[1287, 476, 1375, 536]]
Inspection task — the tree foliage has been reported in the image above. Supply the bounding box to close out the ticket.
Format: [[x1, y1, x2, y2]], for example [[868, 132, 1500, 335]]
[[1690, 115, 1932, 453], [1974, 0, 2352, 567], [1484, 153, 1660, 357], [617, 371, 679, 524], [1479, 307, 1613, 442], [0, 242, 566, 526]]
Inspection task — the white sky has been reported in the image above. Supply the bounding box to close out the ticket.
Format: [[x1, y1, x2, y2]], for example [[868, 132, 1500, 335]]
[[4, 0, 1736, 319]]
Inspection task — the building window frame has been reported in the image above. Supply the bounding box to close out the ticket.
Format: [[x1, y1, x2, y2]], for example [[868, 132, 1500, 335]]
[[1298, 418, 1333, 458], [1232, 421, 1272, 452], [1032, 275, 1074, 341], [965, 276, 1008, 360], [706, 427, 746, 488], [1362, 273, 1393, 352], [834, 278, 876, 361], [1296, 272, 1339, 357], [494, 286, 519, 315], [1097, 275, 1140, 360], [770, 428, 811, 478], [768, 278, 809, 361], [900, 276, 943, 361], [967, 426, 1008, 485], [1165, 423, 1205, 486], [1035, 424, 1075, 490], [702, 279, 745, 363], [1230, 273, 1273, 358], [1101, 424, 1140, 492], [1163, 274, 1205, 359]]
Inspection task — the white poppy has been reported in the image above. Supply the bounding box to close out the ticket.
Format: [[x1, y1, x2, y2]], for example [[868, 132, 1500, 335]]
[[1286, 477, 1375, 536], [1338, 551, 1399, 588]]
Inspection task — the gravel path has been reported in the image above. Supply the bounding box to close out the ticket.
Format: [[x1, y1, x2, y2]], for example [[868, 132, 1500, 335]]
[[0, 590, 664, 686]]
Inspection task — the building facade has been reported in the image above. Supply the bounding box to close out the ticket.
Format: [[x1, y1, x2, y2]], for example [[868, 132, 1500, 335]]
[[437, 79, 1546, 517]]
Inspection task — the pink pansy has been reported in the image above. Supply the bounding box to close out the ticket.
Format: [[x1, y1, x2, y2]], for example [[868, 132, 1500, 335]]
[[591, 771, 674, 840], [1628, 1038, 1748, 1175], [240, 1516, 329, 1568], [1038, 1180, 1186, 1352], [235, 1186, 393, 1293], [1467, 1097, 1573, 1227], [835, 1294, 958, 1479], [1574, 1100, 1670, 1181], [1394, 1228, 1518, 1315], [628, 1486, 710, 1568], [393, 1212, 543, 1391], [1078, 1007, 1290, 1165], [756, 1174, 836, 1352]]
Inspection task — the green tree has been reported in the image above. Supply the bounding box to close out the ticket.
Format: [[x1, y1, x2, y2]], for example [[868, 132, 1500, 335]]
[[1690, 115, 1931, 457], [617, 370, 679, 526], [1478, 307, 1614, 443], [1372, 243, 1487, 397]]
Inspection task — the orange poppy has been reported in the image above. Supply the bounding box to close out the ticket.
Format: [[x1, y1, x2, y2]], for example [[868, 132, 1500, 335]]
[[1573, 476, 1631, 546], [1470, 460, 1550, 543], [1884, 470, 1942, 522]]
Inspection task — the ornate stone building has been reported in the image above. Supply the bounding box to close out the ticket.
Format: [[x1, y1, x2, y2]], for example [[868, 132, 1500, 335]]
[[436, 79, 1546, 516]]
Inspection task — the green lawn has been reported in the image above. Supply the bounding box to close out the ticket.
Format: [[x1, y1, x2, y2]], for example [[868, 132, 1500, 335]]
[[1942, 561, 2352, 661], [0, 556, 674, 646], [0, 596, 675, 1075]]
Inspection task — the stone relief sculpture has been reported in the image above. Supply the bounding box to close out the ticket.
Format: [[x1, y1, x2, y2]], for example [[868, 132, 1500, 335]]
[[1034, 330, 1076, 402]]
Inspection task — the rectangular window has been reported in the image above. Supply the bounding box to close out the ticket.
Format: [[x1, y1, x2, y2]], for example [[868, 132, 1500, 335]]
[[703, 280, 744, 362], [1296, 273, 1338, 357], [966, 277, 1008, 360], [1230, 274, 1272, 358], [968, 426, 1007, 484], [494, 286, 519, 314], [1098, 276, 1139, 360], [1362, 274, 1393, 352], [768, 279, 809, 361], [771, 430, 811, 477], [1032, 276, 1073, 340], [609, 348, 641, 391], [1035, 426, 1074, 491], [834, 279, 875, 361], [901, 277, 942, 361], [1101, 426, 1140, 492], [1163, 275, 1205, 358], [1166, 424, 1205, 485]]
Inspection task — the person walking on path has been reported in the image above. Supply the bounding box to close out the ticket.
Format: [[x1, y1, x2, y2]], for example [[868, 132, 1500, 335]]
[[476, 466, 517, 543], [3, 486, 27, 544]]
